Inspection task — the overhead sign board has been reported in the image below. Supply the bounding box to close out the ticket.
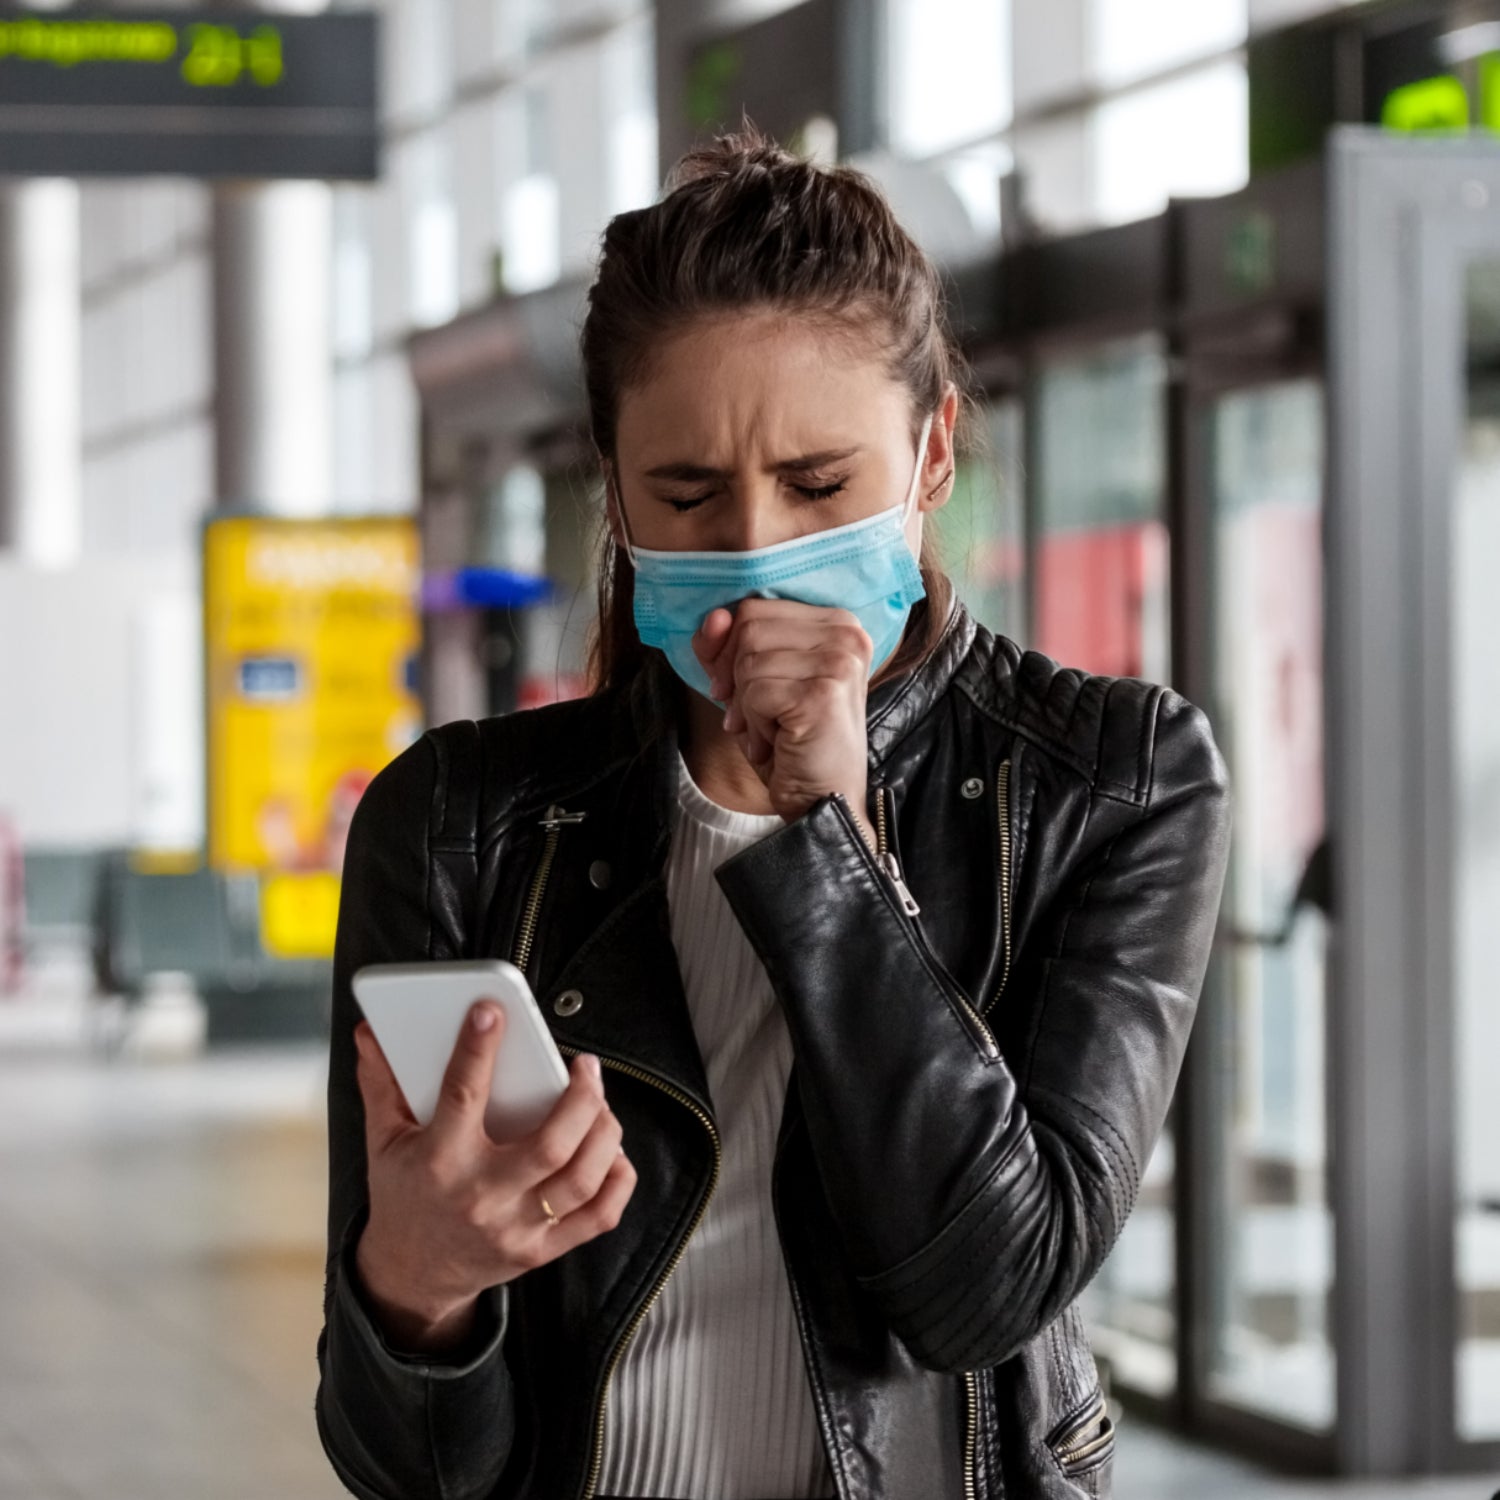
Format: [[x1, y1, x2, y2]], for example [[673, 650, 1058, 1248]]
[[0, 6, 379, 178]]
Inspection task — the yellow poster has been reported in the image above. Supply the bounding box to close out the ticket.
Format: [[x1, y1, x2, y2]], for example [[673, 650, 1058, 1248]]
[[204, 517, 422, 953]]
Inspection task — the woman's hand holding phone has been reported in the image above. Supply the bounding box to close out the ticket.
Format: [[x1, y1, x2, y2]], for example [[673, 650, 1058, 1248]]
[[350, 1000, 637, 1357]]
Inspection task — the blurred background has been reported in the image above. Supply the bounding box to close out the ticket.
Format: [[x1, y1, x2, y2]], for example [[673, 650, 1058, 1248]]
[[0, 0, 1499, 1494]]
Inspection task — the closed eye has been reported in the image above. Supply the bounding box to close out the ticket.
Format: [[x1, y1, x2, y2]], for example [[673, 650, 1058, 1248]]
[[666, 479, 848, 513], [796, 480, 847, 501]]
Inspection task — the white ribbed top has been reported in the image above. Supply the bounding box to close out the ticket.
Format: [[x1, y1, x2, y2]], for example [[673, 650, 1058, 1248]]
[[594, 751, 833, 1500]]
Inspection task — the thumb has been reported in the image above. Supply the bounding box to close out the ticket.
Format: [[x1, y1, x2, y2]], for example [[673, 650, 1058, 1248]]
[[428, 1000, 508, 1147]]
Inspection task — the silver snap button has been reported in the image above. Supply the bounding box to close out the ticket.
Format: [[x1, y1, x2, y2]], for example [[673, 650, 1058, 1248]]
[[553, 989, 584, 1017], [588, 860, 612, 890], [961, 777, 985, 800]]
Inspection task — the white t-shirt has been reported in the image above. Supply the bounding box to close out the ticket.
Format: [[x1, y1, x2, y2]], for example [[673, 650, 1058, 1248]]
[[594, 750, 833, 1499]]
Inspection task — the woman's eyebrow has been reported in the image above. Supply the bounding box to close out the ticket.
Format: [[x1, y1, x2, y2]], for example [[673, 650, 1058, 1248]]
[[643, 446, 863, 481]]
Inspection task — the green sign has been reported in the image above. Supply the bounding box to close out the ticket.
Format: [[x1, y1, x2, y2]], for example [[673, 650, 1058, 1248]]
[[0, 15, 283, 86], [0, 6, 379, 178], [1226, 210, 1277, 297], [1381, 53, 1500, 136]]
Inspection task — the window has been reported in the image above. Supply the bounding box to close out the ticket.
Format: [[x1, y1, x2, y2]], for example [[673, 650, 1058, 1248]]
[[1091, 61, 1249, 226], [1091, 0, 1246, 88], [888, 0, 1011, 158]]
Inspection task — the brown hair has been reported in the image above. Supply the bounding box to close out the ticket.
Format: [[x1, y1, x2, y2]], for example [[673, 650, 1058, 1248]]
[[578, 120, 980, 697]]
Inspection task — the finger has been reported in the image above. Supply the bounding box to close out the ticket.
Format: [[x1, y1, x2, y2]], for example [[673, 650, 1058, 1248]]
[[729, 597, 855, 628], [541, 1151, 638, 1255], [732, 644, 868, 688], [353, 1021, 417, 1150], [737, 675, 805, 731], [533, 1098, 624, 1218], [743, 674, 847, 744], [731, 614, 871, 673], [504, 1054, 612, 1192], [692, 607, 737, 696], [427, 1000, 508, 1146]]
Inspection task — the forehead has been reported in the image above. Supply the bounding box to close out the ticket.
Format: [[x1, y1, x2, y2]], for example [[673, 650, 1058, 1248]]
[[615, 311, 905, 456]]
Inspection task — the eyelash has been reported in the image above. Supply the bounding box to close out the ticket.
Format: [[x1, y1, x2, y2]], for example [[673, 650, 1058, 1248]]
[[667, 480, 847, 514]]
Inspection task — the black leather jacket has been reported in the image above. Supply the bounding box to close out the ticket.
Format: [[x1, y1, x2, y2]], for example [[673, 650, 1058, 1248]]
[[315, 600, 1232, 1500]]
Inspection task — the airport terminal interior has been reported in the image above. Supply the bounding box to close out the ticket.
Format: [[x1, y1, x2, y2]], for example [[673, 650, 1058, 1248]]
[[2, 0, 1500, 1494]]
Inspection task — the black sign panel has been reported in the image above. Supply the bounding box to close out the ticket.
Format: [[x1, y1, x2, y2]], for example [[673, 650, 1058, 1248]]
[[0, 7, 379, 179]]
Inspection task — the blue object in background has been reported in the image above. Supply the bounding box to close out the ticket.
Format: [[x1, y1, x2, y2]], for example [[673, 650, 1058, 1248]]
[[421, 568, 555, 612]]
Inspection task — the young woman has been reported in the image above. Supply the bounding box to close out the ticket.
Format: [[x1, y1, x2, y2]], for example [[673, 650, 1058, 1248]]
[[315, 127, 1232, 1500]]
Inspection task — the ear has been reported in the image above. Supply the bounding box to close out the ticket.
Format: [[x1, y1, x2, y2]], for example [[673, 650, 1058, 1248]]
[[919, 382, 961, 515]]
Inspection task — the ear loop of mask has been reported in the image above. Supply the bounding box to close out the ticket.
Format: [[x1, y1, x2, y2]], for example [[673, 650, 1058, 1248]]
[[610, 409, 935, 568], [901, 410, 936, 530]]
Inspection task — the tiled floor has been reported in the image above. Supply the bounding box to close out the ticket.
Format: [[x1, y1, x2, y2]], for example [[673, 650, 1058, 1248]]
[[0, 1015, 1493, 1500]]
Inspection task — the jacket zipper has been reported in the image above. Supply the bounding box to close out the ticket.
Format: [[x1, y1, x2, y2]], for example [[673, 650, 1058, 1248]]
[[871, 784, 921, 916], [872, 781, 986, 1500], [961, 760, 1017, 1498], [983, 759, 1014, 1017], [1050, 1393, 1113, 1468], [506, 808, 722, 1500], [866, 782, 999, 1061], [562, 1049, 721, 1500], [511, 804, 587, 976], [963, 1371, 980, 1500]]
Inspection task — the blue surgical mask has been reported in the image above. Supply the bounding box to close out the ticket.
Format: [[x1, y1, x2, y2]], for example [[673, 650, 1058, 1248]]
[[614, 411, 934, 704]]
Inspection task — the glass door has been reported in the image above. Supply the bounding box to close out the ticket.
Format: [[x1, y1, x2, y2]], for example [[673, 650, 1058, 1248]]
[[1030, 336, 1179, 1398], [1200, 379, 1333, 1431]]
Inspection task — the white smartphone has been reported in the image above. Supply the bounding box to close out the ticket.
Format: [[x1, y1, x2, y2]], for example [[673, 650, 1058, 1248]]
[[351, 959, 571, 1144]]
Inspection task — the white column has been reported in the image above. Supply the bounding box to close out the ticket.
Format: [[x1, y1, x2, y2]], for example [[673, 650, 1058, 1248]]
[[0, 179, 82, 566], [212, 179, 334, 515]]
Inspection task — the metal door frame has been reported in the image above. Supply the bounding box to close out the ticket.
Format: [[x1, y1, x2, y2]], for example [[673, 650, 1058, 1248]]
[[1327, 125, 1500, 1476], [1171, 336, 1337, 1477]]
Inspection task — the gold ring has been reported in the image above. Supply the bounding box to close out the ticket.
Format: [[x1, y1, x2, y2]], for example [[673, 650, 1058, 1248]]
[[539, 1194, 559, 1227]]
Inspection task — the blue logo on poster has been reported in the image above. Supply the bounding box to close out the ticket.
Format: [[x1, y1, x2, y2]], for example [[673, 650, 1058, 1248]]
[[239, 656, 302, 701]]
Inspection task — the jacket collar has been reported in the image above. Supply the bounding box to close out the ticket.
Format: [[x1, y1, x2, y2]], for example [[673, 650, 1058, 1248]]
[[864, 593, 976, 768]]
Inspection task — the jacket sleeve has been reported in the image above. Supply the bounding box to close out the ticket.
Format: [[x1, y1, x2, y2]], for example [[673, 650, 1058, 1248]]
[[714, 688, 1231, 1373], [315, 732, 517, 1500]]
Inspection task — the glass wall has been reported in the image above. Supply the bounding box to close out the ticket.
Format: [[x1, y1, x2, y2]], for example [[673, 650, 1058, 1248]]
[[939, 399, 1025, 642], [1032, 337, 1171, 681], [1040, 337, 1175, 1395], [1204, 379, 1332, 1428], [1455, 263, 1500, 1443]]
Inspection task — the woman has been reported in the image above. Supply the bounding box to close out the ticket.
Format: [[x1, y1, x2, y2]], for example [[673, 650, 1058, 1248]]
[[315, 127, 1232, 1500]]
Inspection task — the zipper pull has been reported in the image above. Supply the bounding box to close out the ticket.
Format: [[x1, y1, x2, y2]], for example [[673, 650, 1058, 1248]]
[[539, 805, 588, 829], [881, 850, 922, 918], [873, 784, 921, 917]]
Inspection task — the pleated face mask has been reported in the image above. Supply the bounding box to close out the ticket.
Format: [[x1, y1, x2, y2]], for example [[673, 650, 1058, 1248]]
[[614, 410, 934, 705]]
